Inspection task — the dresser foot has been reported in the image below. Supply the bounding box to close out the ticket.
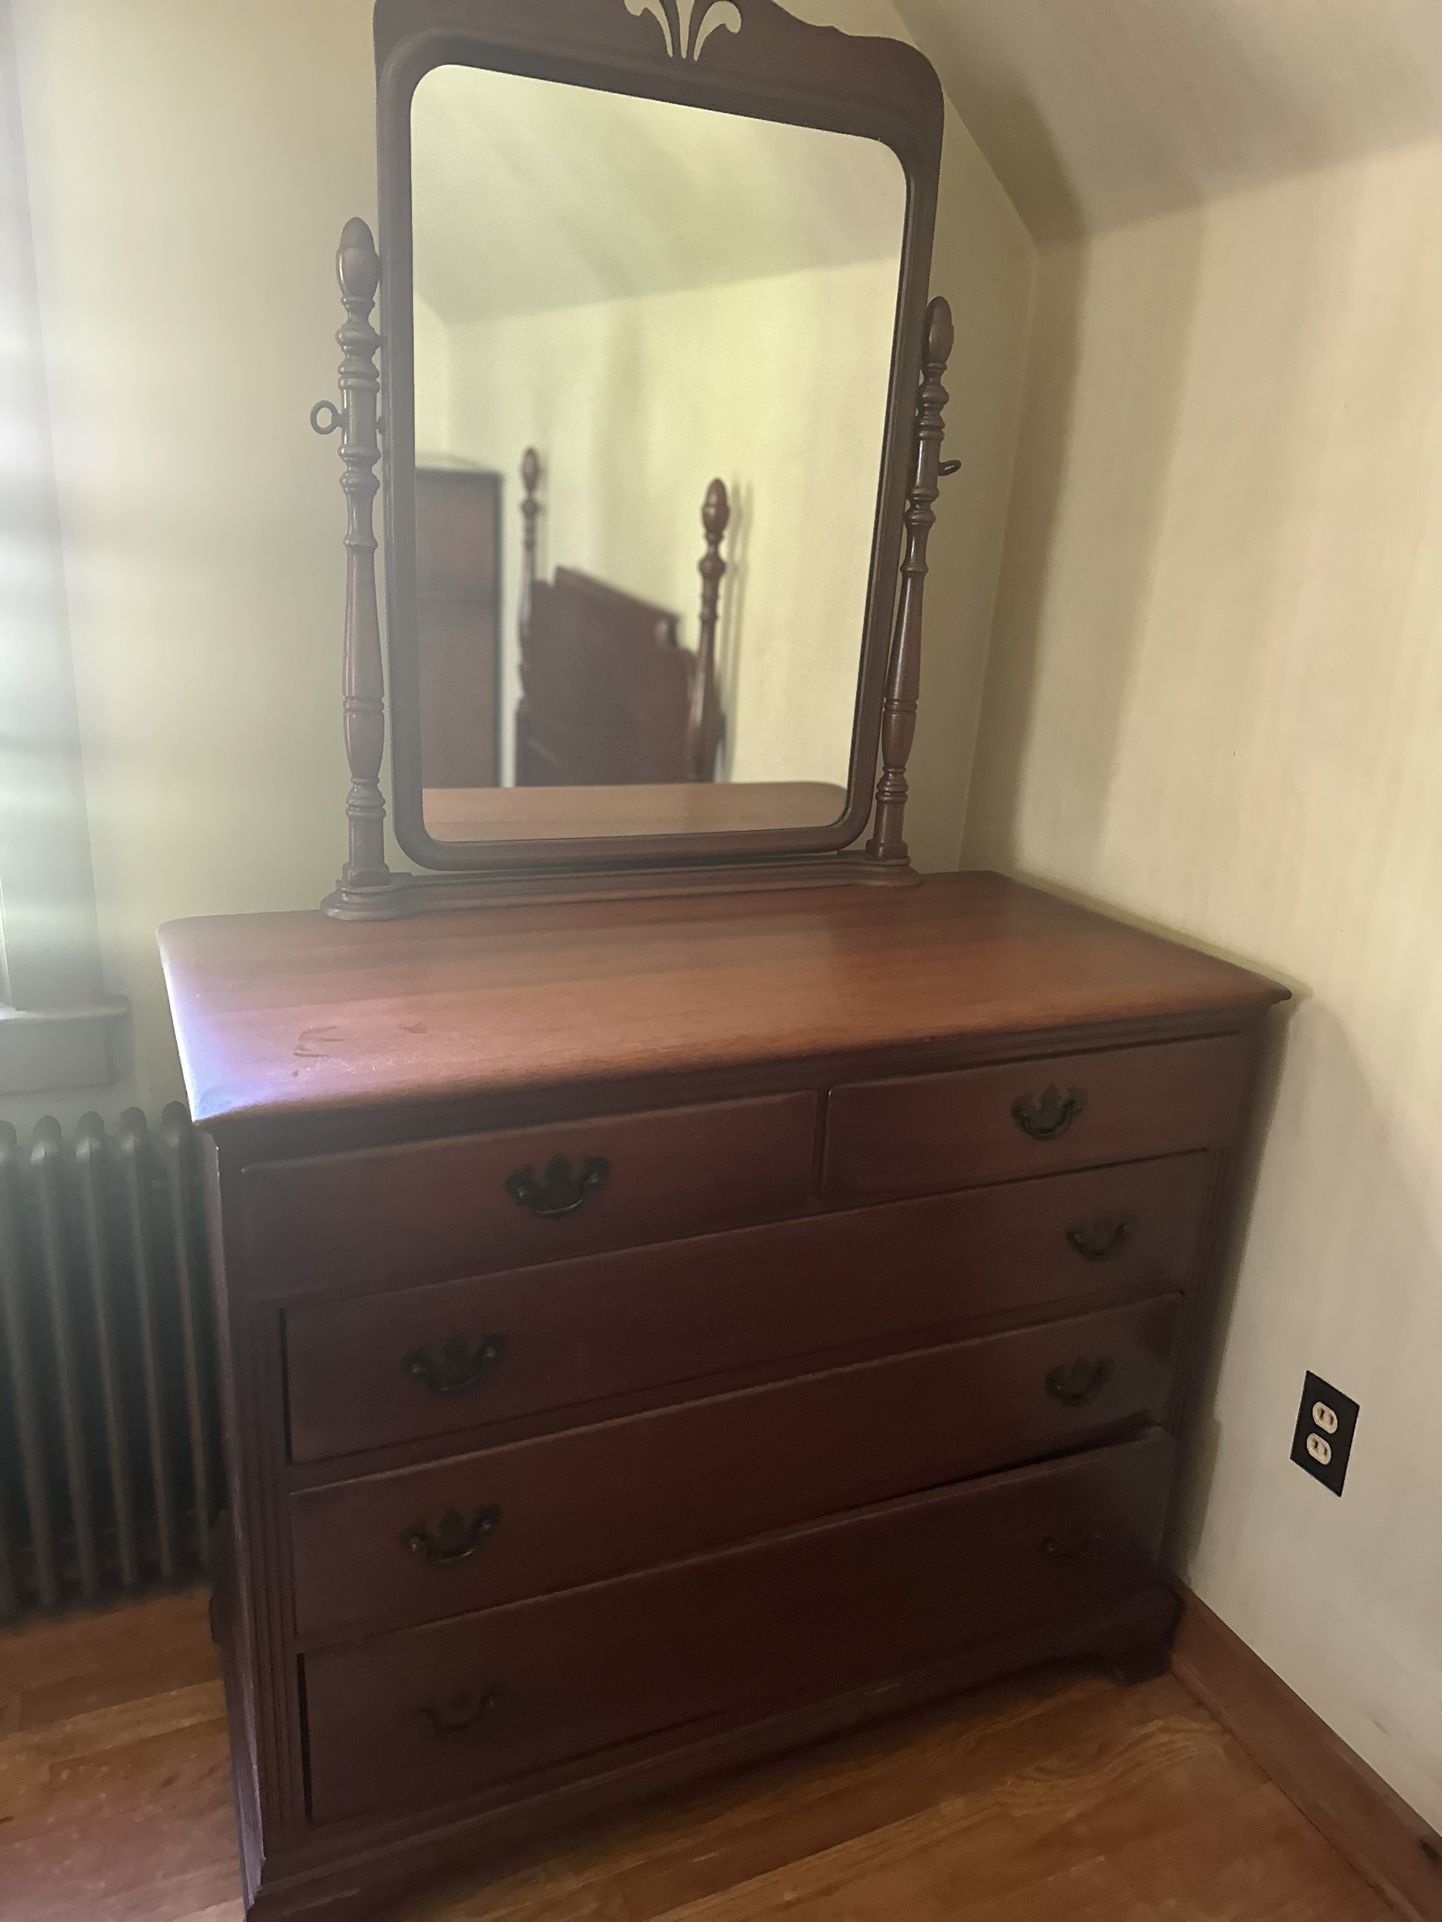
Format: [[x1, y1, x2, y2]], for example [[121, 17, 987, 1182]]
[[1100, 1586, 1183, 1686], [1108, 1637, 1176, 1686], [244, 1882, 401, 1922]]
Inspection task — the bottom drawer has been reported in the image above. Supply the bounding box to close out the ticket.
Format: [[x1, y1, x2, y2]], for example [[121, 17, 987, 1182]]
[[303, 1430, 1173, 1825]]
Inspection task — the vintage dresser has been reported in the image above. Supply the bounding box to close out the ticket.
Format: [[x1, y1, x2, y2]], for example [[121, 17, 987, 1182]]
[[169, 4, 1292, 1912], [160, 874, 1286, 1919]]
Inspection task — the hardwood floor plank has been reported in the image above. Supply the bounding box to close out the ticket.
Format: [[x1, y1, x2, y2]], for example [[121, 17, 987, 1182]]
[[0, 1591, 215, 1736], [0, 1709, 239, 1922], [632, 1698, 1250, 1920], [399, 1674, 1142, 1921], [604, 1695, 1390, 1922], [0, 1594, 1407, 1922]]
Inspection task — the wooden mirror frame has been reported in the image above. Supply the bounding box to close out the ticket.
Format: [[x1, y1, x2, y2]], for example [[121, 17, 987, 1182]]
[[318, 0, 951, 917]]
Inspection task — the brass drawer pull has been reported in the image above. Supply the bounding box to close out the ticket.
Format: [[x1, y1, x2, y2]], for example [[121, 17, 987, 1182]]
[[1065, 1215, 1135, 1262], [421, 1687, 501, 1738], [1040, 1526, 1105, 1563], [1045, 1357, 1114, 1407], [1011, 1086, 1087, 1142], [403, 1333, 505, 1396], [403, 1505, 501, 1568], [505, 1154, 610, 1220]]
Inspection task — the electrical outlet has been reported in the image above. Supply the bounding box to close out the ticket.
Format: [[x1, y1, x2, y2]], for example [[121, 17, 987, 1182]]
[[1291, 1372, 1359, 1496]]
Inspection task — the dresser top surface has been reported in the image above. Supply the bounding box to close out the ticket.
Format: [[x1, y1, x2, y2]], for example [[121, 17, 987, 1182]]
[[159, 872, 1286, 1131]]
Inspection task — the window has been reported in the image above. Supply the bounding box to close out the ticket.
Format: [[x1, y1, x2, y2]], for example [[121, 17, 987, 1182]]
[[0, 10, 122, 1095]]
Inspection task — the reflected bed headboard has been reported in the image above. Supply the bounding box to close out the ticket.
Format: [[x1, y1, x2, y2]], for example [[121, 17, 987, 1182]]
[[513, 448, 730, 788]]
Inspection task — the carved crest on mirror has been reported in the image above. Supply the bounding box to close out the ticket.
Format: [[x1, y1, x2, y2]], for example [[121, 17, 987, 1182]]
[[624, 0, 744, 64], [311, 0, 955, 918]]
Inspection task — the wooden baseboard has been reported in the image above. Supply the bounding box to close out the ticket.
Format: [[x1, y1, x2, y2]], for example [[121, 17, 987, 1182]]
[[1172, 1587, 1442, 1922]]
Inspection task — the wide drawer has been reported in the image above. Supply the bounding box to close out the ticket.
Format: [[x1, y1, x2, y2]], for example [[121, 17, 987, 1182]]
[[290, 1294, 1182, 1640], [284, 1153, 1208, 1464], [824, 1035, 1251, 1203], [302, 1430, 1173, 1825], [243, 1091, 817, 1298]]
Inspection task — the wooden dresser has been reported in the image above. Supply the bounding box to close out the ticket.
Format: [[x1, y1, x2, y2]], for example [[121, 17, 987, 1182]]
[[160, 872, 1286, 1922]]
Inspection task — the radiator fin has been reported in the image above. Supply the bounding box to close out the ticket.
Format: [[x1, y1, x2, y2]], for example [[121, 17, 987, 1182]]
[[0, 1107, 221, 1621]]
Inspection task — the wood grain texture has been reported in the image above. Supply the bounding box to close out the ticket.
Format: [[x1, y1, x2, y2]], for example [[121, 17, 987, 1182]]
[[0, 1590, 1400, 1922], [826, 1032, 1252, 1200], [289, 1300, 1181, 1642], [301, 1436, 1174, 1826], [422, 781, 847, 843], [160, 872, 1287, 1131], [243, 1090, 818, 1298], [1174, 1588, 1442, 1922], [280, 1153, 1208, 1462]]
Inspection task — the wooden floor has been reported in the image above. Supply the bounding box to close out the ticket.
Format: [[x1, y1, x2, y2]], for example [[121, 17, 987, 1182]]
[[0, 1589, 1397, 1922]]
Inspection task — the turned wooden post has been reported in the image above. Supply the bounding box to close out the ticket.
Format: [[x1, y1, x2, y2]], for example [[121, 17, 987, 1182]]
[[688, 477, 729, 780], [519, 447, 542, 644], [866, 297, 955, 866], [315, 217, 391, 898]]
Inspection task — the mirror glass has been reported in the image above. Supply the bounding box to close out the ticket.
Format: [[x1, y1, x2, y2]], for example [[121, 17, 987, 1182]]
[[409, 63, 906, 845]]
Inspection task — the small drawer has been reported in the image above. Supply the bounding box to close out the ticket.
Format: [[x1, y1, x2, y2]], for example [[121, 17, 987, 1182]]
[[824, 1035, 1251, 1203], [302, 1429, 1172, 1825], [243, 1091, 817, 1298], [290, 1294, 1182, 1641], [283, 1153, 1209, 1464]]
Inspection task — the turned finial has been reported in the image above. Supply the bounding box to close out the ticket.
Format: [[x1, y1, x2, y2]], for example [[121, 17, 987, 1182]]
[[702, 477, 730, 544], [924, 296, 954, 374], [337, 217, 380, 305]]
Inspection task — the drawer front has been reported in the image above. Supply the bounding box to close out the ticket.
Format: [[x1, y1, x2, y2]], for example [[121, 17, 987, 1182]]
[[825, 1035, 1251, 1203], [284, 1153, 1209, 1464], [303, 1430, 1173, 1825], [291, 1295, 1182, 1641], [244, 1092, 817, 1298]]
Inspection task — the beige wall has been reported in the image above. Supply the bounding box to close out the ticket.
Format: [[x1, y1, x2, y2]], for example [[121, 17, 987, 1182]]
[[966, 141, 1442, 1823], [440, 256, 899, 791], [413, 292, 450, 456], [8, 0, 1034, 1120]]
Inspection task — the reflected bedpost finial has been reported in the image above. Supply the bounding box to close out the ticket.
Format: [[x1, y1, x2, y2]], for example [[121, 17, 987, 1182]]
[[519, 447, 543, 645], [866, 295, 954, 868], [689, 478, 730, 780], [702, 476, 730, 545], [327, 215, 392, 904]]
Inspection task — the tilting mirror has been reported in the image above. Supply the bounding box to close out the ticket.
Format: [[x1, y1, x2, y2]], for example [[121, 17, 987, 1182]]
[[405, 65, 907, 845]]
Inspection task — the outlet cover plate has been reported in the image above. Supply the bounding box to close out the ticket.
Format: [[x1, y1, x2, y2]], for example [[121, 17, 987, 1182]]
[[1291, 1371, 1359, 1496]]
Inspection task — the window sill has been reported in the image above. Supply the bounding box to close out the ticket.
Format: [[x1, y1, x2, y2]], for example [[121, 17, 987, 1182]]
[[0, 998, 129, 1098]]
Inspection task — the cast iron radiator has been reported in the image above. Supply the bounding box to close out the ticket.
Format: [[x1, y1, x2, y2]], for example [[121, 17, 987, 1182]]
[[0, 1107, 221, 1622]]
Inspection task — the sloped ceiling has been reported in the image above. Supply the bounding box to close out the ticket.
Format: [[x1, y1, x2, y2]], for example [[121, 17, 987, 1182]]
[[412, 62, 904, 323], [895, 0, 1442, 240]]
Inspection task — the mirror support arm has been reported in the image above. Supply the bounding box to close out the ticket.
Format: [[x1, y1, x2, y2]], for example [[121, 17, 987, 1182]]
[[866, 296, 954, 868], [320, 217, 395, 911]]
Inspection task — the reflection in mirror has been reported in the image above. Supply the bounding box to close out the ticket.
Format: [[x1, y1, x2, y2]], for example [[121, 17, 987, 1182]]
[[409, 63, 906, 844]]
